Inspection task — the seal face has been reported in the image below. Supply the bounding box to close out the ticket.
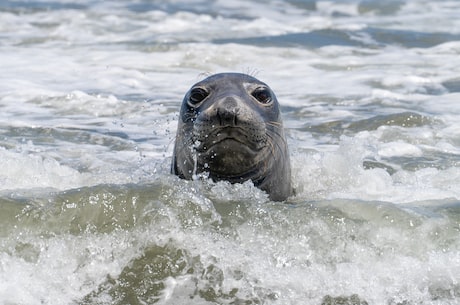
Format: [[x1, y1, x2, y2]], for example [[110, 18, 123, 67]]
[[171, 73, 292, 201]]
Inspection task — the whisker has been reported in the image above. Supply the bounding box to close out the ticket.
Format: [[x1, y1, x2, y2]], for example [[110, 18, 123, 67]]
[[266, 120, 282, 127], [266, 128, 287, 157], [265, 124, 287, 146]]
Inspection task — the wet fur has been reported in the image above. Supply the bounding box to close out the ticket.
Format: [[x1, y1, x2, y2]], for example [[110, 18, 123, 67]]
[[172, 73, 292, 201]]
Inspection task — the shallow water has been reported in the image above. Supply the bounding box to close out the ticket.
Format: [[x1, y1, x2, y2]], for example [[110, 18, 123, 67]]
[[1, 0, 460, 304]]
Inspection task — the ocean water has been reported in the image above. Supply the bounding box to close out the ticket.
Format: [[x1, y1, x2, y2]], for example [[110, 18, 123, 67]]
[[1, 0, 460, 304]]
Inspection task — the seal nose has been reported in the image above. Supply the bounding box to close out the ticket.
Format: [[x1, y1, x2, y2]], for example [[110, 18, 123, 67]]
[[216, 97, 240, 126]]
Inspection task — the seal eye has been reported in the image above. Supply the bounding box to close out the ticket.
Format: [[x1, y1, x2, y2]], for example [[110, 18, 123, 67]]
[[252, 87, 272, 104], [188, 87, 208, 106]]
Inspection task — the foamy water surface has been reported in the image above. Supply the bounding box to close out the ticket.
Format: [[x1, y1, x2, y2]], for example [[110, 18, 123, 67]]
[[1, 0, 460, 304]]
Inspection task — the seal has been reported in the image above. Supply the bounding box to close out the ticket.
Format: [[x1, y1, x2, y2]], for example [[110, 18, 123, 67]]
[[171, 73, 292, 201]]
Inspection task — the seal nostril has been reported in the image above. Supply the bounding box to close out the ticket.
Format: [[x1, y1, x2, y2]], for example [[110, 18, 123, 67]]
[[217, 107, 239, 126], [217, 97, 240, 126]]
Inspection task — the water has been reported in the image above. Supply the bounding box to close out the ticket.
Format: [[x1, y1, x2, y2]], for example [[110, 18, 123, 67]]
[[1, 0, 460, 304]]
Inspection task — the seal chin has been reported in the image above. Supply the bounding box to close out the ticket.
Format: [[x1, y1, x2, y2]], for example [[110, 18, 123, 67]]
[[195, 135, 269, 177]]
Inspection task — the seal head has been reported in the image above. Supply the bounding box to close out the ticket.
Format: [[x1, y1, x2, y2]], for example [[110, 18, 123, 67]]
[[172, 73, 292, 201]]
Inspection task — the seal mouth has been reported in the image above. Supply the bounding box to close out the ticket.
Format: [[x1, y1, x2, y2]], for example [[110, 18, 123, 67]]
[[193, 126, 266, 152]]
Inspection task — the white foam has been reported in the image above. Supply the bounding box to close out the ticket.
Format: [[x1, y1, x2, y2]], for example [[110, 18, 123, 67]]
[[292, 134, 460, 203], [0, 230, 142, 305], [378, 141, 423, 157], [0, 147, 85, 191]]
